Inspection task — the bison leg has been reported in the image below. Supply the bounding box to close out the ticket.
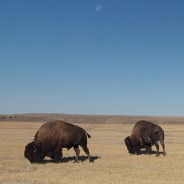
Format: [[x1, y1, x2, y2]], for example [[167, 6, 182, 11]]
[[135, 146, 141, 155], [53, 147, 62, 162], [154, 142, 160, 157], [145, 145, 152, 154], [159, 140, 166, 156], [80, 144, 92, 162], [74, 145, 80, 163]]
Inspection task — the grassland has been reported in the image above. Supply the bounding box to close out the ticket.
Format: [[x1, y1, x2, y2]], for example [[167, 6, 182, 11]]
[[0, 120, 184, 184]]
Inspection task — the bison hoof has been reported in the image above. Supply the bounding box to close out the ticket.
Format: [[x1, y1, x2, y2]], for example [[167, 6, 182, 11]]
[[73, 160, 79, 163], [163, 152, 166, 156], [89, 159, 93, 163]]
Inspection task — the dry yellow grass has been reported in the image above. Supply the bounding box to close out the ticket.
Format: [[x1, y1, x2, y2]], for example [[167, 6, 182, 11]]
[[0, 121, 184, 184]]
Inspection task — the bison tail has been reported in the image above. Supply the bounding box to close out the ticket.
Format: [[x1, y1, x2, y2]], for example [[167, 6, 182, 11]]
[[86, 132, 91, 138]]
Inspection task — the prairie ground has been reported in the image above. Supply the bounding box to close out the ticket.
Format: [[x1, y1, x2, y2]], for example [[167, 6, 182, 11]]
[[0, 121, 184, 184]]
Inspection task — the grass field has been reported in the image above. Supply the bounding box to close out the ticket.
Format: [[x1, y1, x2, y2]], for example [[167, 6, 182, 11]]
[[0, 121, 184, 184]]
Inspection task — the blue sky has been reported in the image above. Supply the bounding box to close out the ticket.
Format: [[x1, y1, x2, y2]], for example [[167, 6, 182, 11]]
[[0, 0, 184, 116]]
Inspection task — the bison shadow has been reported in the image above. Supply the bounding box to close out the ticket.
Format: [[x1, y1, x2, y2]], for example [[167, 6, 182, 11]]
[[138, 150, 165, 155], [41, 156, 100, 164]]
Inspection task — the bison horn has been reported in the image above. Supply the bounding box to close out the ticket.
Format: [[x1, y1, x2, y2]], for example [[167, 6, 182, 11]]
[[125, 137, 130, 145], [33, 145, 37, 152], [140, 138, 143, 146]]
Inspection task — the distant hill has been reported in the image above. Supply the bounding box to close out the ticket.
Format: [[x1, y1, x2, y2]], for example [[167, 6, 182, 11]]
[[0, 113, 184, 124]]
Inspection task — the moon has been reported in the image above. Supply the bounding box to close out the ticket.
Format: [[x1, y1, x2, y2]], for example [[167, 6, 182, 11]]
[[96, 4, 103, 12]]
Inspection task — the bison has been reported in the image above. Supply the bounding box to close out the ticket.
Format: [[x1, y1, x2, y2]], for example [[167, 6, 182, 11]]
[[24, 120, 92, 163], [124, 120, 166, 156]]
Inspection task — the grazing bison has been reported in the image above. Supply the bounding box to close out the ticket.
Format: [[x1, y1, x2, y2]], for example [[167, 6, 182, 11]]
[[24, 120, 92, 163], [124, 120, 166, 156]]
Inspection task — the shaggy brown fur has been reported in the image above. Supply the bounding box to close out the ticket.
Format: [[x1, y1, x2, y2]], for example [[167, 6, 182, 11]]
[[124, 120, 166, 156], [24, 120, 92, 163]]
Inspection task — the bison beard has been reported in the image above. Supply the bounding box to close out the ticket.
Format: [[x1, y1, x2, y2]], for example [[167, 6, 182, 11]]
[[124, 120, 166, 156], [24, 120, 92, 163]]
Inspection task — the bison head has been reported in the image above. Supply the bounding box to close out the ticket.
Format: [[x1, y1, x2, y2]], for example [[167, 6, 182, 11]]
[[24, 142, 43, 163], [124, 136, 135, 154], [124, 136, 140, 154]]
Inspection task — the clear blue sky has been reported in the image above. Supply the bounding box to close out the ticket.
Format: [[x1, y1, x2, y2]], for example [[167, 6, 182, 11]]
[[0, 0, 184, 116]]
